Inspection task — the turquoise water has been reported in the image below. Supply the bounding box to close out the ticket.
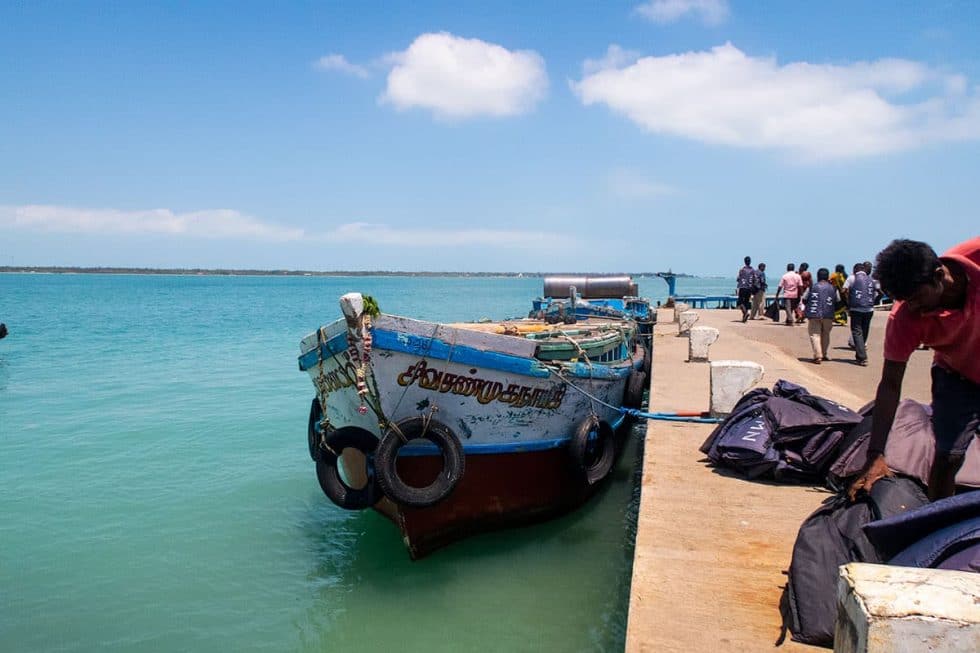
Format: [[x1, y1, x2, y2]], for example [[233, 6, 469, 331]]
[[0, 274, 718, 652]]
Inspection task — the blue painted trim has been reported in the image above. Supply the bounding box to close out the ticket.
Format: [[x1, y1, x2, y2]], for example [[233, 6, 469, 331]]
[[298, 332, 351, 371], [398, 412, 633, 455], [298, 327, 632, 380], [398, 436, 571, 456], [565, 360, 632, 380], [372, 329, 551, 378]]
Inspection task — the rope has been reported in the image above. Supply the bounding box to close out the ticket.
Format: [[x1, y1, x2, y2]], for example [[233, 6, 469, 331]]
[[621, 408, 722, 424], [323, 324, 385, 420], [385, 322, 444, 443], [549, 368, 722, 424], [548, 328, 601, 420]]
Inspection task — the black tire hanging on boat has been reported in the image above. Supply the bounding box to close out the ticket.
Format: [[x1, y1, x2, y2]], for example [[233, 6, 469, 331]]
[[374, 418, 465, 508], [307, 397, 323, 462], [569, 416, 616, 485], [640, 342, 652, 377], [314, 426, 383, 510], [624, 369, 647, 409]]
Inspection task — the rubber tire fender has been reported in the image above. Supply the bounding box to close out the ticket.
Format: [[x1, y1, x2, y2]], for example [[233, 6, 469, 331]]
[[640, 342, 652, 377], [307, 397, 323, 462], [624, 370, 647, 409], [315, 426, 383, 510], [375, 418, 465, 508], [569, 416, 616, 486]]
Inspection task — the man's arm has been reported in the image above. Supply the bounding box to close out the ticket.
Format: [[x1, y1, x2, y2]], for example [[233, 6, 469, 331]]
[[848, 359, 907, 499]]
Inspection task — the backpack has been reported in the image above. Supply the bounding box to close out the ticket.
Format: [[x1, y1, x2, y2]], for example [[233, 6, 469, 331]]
[[779, 477, 929, 647]]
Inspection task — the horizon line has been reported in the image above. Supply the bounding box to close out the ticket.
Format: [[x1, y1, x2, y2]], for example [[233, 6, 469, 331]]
[[0, 266, 703, 278]]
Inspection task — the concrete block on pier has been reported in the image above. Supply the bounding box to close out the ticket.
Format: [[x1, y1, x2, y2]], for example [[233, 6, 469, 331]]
[[709, 360, 764, 416], [688, 326, 719, 362], [835, 563, 980, 653], [678, 311, 699, 335], [673, 302, 691, 323]]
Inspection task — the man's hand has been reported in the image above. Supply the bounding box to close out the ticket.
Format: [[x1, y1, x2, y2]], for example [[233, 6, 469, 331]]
[[848, 454, 892, 501]]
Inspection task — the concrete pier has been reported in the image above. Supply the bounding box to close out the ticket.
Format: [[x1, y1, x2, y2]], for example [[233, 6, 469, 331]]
[[625, 307, 934, 652]]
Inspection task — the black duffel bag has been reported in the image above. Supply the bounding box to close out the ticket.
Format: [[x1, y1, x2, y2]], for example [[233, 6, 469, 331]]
[[779, 476, 929, 647]]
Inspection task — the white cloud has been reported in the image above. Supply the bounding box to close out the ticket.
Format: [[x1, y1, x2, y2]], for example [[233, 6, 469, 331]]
[[380, 32, 548, 119], [0, 205, 573, 250], [572, 43, 980, 160], [0, 205, 305, 241], [635, 0, 730, 26], [314, 54, 370, 79], [583, 45, 642, 76], [606, 169, 676, 199], [317, 222, 572, 248]]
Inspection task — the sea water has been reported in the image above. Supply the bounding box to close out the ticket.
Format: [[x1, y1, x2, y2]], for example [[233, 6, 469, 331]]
[[0, 274, 727, 652]]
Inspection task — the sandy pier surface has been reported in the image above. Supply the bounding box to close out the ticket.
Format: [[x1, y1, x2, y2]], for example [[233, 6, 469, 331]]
[[625, 306, 934, 652]]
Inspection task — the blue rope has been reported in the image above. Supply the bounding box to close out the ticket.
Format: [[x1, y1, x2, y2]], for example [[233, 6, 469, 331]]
[[550, 368, 723, 424], [620, 408, 723, 424]]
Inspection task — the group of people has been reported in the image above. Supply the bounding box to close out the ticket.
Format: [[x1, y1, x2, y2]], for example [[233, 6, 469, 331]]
[[735, 257, 880, 366], [738, 236, 978, 502]]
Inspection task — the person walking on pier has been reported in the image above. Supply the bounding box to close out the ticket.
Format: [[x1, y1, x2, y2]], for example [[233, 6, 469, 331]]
[[796, 263, 812, 323], [736, 256, 756, 323], [750, 262, 768, 320], [775, 263, 803, 326], [843, 263, 876, 365], [849, 236, 980, 501], [830, 264, 848, 325], [801, 267, 838, 364]]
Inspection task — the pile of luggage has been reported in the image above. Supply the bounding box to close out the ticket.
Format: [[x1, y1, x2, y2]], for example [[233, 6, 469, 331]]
[[701, 380, 980, 647], [782, 486, 980, 647], [700, 380, 863, 483], [700, 379, 980, 490]]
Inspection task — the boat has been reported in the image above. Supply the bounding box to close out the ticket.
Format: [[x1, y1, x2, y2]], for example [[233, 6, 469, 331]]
[[297, 276, 652, 559]]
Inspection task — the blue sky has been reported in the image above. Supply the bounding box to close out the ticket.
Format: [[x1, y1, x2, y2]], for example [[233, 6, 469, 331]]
[[1, 1, 978, 274]]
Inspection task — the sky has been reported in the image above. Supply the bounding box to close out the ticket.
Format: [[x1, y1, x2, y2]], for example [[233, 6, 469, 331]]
[[1, 0, 978, 274]]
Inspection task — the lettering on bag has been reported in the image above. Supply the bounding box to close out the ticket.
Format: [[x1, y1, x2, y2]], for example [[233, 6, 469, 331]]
[[396, 360, 566, 410], [741, 418, 767, 442]]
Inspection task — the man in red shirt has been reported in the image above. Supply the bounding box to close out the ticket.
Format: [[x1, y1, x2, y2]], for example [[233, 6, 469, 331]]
[[850, 236, 980, 500]]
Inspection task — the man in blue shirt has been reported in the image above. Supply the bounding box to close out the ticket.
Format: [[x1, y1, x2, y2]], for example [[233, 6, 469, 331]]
[[800, 268, 839, 363], [843, 262, 876, 366]]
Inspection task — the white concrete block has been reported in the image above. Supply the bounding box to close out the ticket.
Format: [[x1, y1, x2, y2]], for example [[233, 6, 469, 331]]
[[673, 302, 691, 323], [688, 326, 720, 362], [835, 563, 980, 653], [678, 310, 699, 335], [709, 360, 764, 416]]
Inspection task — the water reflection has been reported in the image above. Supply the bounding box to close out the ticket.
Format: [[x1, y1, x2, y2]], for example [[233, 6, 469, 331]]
[[298, 425, 644, 653]]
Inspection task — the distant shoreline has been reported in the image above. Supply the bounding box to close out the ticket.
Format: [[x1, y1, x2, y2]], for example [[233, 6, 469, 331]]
[[0, 266, 698, 278]]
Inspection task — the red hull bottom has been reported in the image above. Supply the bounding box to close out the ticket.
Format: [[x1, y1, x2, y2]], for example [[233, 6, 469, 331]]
[[376, 444, 617, 560]]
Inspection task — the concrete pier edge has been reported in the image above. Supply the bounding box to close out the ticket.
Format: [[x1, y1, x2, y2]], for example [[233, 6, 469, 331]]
[[624, 306, 935, 652]]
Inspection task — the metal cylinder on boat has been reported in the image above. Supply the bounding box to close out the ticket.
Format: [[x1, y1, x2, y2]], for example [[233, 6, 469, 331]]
[[543, 276, 637, 299]]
